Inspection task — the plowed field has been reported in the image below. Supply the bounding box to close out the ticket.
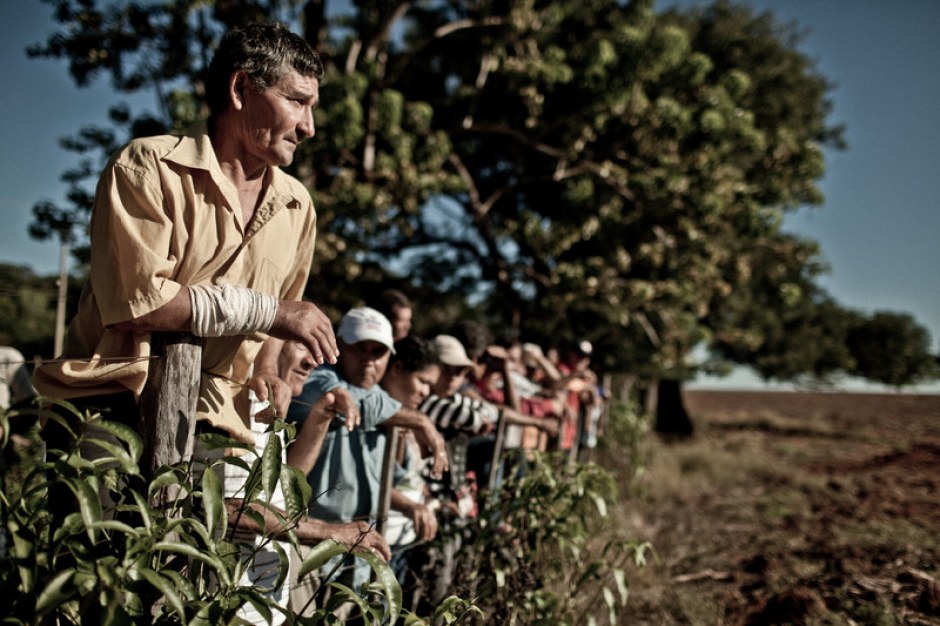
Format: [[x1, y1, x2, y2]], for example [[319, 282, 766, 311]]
[[614, 391, 940, 625]]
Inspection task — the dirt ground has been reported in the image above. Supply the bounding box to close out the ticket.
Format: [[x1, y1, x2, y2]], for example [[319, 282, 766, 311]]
[[611, 391, 940, 625]]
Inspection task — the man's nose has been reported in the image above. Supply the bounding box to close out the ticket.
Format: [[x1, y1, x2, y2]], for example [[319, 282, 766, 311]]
[[298, 107, 314, 139]]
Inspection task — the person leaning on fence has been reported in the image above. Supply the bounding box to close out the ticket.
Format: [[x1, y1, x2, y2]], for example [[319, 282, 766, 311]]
[[284, 307, 447, 613], [424, 334, 558, 485], [34, 22, 339, 470], [222, 340, 389, 626], [557, 340, 602, 455], [377, 335, 443, 588], [473, 341, 561, 453]]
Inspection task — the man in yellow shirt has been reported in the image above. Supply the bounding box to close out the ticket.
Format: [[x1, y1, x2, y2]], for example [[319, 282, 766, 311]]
[[35, 22, 336, 445]]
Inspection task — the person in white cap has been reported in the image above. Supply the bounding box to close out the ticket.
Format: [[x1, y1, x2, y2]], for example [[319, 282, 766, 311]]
[[221, 340, 390, 625], [285, 307, 447, 607]]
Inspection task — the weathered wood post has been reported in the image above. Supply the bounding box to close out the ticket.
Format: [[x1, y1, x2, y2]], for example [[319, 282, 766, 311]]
[[375, 425, 400, 537], [138, 332, 203, 507], [486, 411, 507, 491]]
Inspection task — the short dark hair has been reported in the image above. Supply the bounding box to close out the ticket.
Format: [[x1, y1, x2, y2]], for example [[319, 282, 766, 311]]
[[207, 21, 324, 117], [448, 320, 492, 362], [368, 288, 411, 319], [390, 336, 438, 373]]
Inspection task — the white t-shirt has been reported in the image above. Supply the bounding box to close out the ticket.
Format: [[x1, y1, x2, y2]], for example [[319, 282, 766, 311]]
[[222, 394, 291, 626]]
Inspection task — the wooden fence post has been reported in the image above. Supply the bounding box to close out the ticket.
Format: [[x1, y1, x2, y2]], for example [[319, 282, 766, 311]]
[[138, 332, 203, 493], [375, 426, 400, 537], [487, 411, 507, 491]]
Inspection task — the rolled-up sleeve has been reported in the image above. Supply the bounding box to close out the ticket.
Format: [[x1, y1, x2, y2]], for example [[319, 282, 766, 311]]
[[90, 160, 182, 326]]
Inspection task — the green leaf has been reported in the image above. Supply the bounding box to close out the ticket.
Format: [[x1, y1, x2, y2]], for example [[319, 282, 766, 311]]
[[35, 568, 77, 616], [87, 519, 138, 536], [189, 598, 227, 626], [603, 586, 617, 625], [296, 540, 347, 581], [139, 567, 187, 621], [130, 489, 160, 534], [270, 538, 290, 592], [163, 568, 198, 601], [325, 581, 371, 614], [233, 588, 274, 625], [280, 465, 312, 518], [148, 466, 184, 495], [67, 475, 102, 541], [575, 560, 604, 589], [10, 526, 36, 591], [357, 549, 403, 623], [613, 567, 629, 605], [196, 431, 249, 451], [260, 431, 282, 503], [155, 541, 232, 586], [93, 419, 144, 464], [240, 506, 266, 533], [201, 464, 226, 539]]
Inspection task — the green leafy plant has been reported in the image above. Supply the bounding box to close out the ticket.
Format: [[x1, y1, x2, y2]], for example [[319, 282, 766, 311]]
[[0, 400, 471, 625], [445, 451, 651, 625]]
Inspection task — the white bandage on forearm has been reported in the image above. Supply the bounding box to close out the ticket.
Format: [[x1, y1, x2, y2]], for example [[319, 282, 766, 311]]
[[189, 284, 278, 337]]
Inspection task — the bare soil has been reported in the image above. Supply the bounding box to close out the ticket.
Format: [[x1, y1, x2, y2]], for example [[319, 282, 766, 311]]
[[612, 390, 940, 625]]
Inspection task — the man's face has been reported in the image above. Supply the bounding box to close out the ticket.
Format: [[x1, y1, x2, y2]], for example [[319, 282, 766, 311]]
[[390, 305, 412, 342], [277, 341, 316, 396], [238, 69, 319, 167], [383, 363, 440, 409], [338, 340, 391, 389], [430, 364, 471, 398]]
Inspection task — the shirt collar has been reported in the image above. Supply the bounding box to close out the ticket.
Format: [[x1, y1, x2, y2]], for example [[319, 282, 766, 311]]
[[163, 121, 306, 216]]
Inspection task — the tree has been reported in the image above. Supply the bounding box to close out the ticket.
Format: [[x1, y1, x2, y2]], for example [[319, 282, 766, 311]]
[[0, 263, 63, 358], [706, 232, 858, 385], [33, 0, 919, 429], [846, 312, 937, 388], [381, 0, 847, 432]]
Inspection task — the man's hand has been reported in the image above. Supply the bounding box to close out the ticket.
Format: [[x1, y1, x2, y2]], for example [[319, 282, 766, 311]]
[[414, 422, 448, 478], [270, 301, 339, 367], [539, 416, 560, 439], [336, 521, 391, 561], [247, 373, 293, 422], [308, 388, 361, 432], [407, 502, 439, 541]]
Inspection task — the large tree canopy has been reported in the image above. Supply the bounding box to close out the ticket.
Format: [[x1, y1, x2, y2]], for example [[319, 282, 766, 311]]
[[24, 0, 936, 391]]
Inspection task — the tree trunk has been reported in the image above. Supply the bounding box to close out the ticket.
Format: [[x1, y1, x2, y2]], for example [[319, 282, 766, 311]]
[[654, 379, 694, 438]]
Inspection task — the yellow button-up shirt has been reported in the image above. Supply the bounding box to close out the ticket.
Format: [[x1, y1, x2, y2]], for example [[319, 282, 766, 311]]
[[34, 123, 317, 443]]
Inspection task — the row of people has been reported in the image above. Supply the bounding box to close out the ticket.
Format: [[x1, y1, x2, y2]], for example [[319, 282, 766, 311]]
[[258, 300, 606, 619]]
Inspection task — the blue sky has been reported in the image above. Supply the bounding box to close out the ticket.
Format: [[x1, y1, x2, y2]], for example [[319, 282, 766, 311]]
[[1, 1, 938, 390]]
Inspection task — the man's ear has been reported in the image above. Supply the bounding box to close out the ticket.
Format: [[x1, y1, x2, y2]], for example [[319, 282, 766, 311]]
[[229, 71, 249, 110]]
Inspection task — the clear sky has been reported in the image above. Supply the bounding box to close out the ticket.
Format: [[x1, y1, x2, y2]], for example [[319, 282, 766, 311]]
[[1, 1, 938, 391]]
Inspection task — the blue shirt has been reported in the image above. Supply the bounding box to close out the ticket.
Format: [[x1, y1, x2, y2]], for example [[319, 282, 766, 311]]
[[287, 364, 402, 523]]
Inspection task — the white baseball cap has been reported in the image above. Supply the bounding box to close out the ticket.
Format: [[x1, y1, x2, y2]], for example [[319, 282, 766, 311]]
[[434, 335, 474, 367], [337, 307, 396, 353]]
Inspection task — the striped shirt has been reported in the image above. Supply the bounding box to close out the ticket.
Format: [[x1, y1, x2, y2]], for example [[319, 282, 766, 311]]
[[420, 392, 499, 434]]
